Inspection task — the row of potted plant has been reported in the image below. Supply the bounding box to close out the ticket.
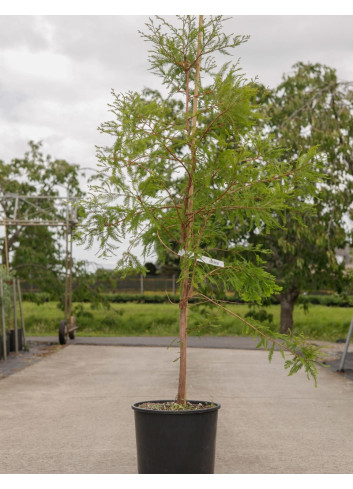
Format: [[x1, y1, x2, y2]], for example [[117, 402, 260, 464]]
[[0, 329, 24, 359]]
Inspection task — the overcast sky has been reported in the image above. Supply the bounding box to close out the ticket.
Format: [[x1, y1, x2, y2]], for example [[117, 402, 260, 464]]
[[1, 12, 353, 269]]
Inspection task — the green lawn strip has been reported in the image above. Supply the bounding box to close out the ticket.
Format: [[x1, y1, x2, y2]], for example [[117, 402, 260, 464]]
[[21, 301, 353, 342]]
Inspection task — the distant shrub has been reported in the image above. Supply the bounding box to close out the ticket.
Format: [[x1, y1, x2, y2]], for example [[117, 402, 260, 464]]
[[22, 292, 50, 305], [245, 308, 274, 323], [298, 294, 353, 308]]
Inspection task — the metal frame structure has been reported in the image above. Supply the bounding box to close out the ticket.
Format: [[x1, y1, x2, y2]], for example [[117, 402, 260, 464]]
[[0, 193, 79, 344]]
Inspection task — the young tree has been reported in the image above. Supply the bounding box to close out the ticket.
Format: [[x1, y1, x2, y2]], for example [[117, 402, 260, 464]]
[[81, 16, 324, 404], [250, 63, 353, 334]]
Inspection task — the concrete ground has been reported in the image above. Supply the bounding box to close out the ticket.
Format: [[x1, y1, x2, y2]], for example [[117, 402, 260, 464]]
[[0, 341, 62, 380], [1, 340, 353, 473]]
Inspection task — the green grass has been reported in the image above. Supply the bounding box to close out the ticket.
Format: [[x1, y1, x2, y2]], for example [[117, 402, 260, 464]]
[[20, 301, 353, 342]]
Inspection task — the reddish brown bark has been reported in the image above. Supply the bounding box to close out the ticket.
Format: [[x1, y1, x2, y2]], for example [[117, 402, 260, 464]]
[[176, 15, 203, 405]]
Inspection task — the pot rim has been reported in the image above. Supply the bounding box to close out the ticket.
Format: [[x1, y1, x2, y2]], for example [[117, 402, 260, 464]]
[[131, 400, 221, 414]]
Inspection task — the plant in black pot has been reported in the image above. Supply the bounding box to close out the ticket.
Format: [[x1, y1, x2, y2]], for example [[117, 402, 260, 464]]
[[80, 15, 325, 473], [0, 266, 17, 358]]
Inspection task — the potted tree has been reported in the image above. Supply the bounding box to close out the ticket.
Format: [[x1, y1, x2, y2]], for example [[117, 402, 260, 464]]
[[80, 15, 324, 473], [0, 266, 18, 357]]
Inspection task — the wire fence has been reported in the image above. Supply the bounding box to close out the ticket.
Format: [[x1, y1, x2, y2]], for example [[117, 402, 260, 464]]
[[104, 275, 177, 294], [20, 275, 178, 295]]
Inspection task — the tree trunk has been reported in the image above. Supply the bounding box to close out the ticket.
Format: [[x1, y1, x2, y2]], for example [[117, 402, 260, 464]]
[[177, 294, 188, 404], [279, 290, 299, 334], [176, 15, 203, 405]]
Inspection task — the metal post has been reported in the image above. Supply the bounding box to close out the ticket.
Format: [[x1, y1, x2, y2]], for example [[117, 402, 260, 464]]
[[140, 274, 144, 295], [12, 279, 18, 354], [0, 277, 7, 360], [64, 202, 70, 323], [17, 279, 26, 348], [338, 314, 353, 371], [4, 218, 9, 270], [68, 226, 73, 321]]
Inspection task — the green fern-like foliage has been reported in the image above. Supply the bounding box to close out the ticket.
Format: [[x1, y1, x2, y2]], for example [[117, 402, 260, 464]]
[[80, 16, 326, 388]]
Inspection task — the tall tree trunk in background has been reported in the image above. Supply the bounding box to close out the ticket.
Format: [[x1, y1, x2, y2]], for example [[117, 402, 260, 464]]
[[279, 289, 300, 334]]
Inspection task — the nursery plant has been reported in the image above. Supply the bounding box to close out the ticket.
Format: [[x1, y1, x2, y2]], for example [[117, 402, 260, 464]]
[[80, 15, 325, 472]]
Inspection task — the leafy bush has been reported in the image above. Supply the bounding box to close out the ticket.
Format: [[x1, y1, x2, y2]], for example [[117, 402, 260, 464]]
[[298, 294, 353, 308], [22, 292, 51, 304], [245, 308, 274, 323]]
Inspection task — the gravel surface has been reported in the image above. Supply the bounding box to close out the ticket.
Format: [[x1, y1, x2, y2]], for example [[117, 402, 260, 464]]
[[0, 340, 64, 379]]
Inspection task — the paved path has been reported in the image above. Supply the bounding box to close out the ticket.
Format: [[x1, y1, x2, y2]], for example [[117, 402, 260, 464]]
[[1, 342, 353, 473], [27, 335, 353, 381], [29, 335, 262, 348]]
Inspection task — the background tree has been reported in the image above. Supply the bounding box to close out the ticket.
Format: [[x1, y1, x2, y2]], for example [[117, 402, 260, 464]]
[[144, 262, 158, 275], [0, 141, 83, 295], [250, 63, 353, 334], [81, 16, 324, 404]]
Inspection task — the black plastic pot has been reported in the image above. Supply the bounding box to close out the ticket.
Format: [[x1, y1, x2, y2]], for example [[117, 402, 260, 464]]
[[0, 336, 3, 360], [0, 333, 10, 359], [9, 329, 23, 352], [132, 400, 221, 474]]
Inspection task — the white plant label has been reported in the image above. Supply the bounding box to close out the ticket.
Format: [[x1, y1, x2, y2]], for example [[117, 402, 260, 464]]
[[178, 250, 224, 268]]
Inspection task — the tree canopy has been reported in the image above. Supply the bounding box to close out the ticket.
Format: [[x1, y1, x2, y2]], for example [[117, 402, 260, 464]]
[[81, 16, 326, 402], [0, 141, 82, 294], [251, 62, 353, 333]]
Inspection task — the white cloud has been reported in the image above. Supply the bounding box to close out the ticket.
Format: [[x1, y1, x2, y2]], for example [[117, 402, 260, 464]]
[[1, 47, 74, 83], [1, 14, 353, 267]]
